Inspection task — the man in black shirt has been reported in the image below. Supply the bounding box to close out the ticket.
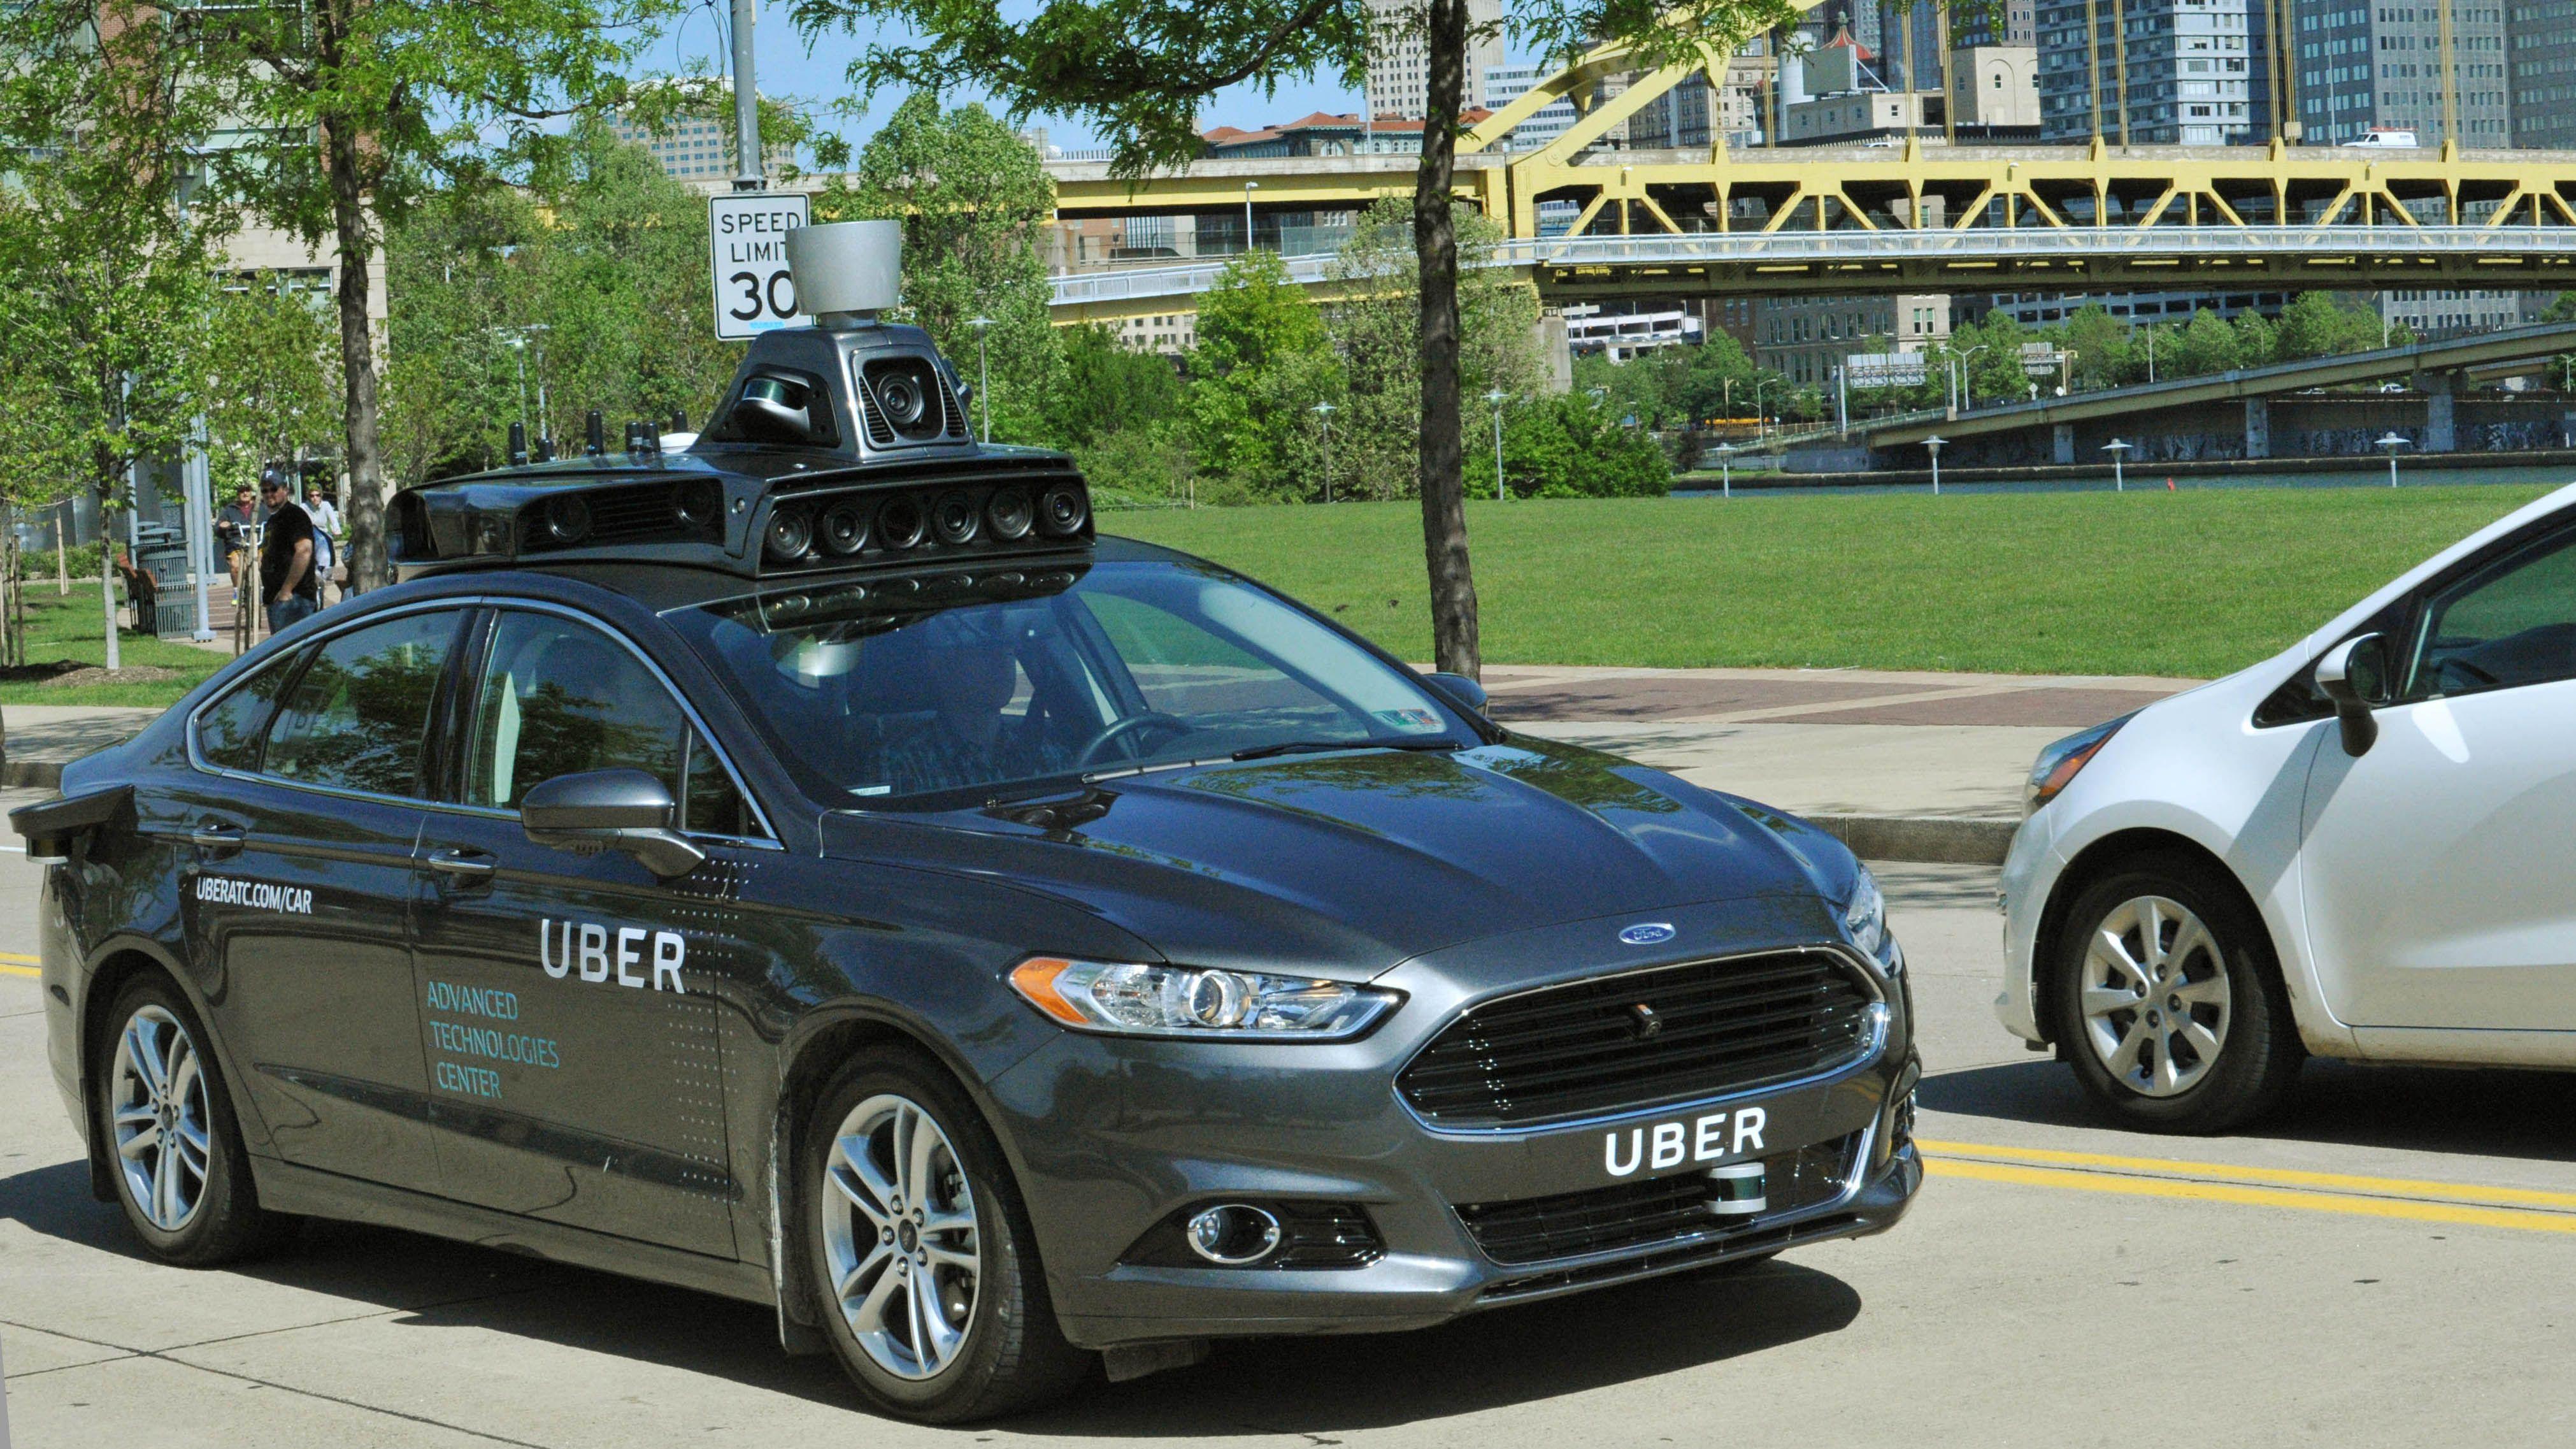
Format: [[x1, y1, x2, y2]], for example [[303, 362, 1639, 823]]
[[257, 464, 318, 636]]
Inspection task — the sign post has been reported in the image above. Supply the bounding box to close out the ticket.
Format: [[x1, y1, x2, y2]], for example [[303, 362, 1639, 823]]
[[709, 191, 812, 342]]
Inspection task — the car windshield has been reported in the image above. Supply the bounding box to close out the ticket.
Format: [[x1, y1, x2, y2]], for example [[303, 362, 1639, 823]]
[[669, 553, 1474, 806]]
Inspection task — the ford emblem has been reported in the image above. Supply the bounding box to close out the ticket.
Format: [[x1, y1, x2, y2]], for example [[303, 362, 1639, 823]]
[[1617, 922, 1676, 946]]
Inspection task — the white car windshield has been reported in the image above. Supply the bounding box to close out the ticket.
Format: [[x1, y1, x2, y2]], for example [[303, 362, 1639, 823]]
[[673, 552, 1474, 805]]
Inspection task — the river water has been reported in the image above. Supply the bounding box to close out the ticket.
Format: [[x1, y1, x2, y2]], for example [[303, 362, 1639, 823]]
[[1672, 463, 2576, 498]]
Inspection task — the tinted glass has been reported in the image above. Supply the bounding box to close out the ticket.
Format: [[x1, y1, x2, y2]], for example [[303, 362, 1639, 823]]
[[684, 730, 752, 836], [263, 611, 459, 797], [463, 613, 687, 810], [196, 657, 296, 772], [669, 558, 1469, 805], [2410, 530, 2576, 698]]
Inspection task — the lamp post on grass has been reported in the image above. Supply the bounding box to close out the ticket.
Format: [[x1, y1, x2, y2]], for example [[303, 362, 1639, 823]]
[[967, 316, 995, 443], [2378, 431, 2411, 486], [1713, 442, 1738, 498], [1924, 434, 1947, 495], [1311, 401, 1336, 503], [2103, 437, 2131, 492], [1485, 389, 1508, 500]]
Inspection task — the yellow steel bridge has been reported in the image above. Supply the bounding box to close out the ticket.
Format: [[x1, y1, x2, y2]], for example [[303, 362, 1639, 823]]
[[1047, 33, 2576, 320]]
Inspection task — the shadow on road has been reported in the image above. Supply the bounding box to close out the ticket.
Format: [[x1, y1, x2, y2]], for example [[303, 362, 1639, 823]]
[[0, 1153, 1863, 1430], [1924, 1057, 2576, 1165], [1024, 1259, 1861, 1437]]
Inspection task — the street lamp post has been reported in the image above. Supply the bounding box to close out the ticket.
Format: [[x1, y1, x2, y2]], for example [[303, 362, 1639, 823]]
[[2146, 326, 2157, 383], [968, 316, 996, 443], [1243, 182, 1259, 253], [1753, 378, 1773, 439], [2103, 438, 2132, 491], [1311, 401, 1336, 503], [2377, 431, 2411, 486], [1713, 442, 1738, 498], [1833, 361, 1849, 435], [1924, 435, 1947, 495], [1485, 389, 1509, 500]]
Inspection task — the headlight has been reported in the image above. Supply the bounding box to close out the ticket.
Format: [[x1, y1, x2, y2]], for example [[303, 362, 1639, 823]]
[[2024, 712, 2133, 817], [1009, 957, 1400, 1039], [1843, 865, 1891, 965]]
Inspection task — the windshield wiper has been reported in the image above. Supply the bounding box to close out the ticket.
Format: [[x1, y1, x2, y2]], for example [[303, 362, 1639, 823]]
[[1229, 737, 1466, 763]]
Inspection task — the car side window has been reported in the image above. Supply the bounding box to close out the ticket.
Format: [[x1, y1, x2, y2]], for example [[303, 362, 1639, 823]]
[[262, 611, 461, 797], [2407, 529, 2576, 700], [463, 612, 750, 834], [195, 655, 299, 772]]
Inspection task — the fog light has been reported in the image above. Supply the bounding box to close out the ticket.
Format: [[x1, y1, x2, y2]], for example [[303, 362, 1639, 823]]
[[1183, 1204, 1282, 1265]]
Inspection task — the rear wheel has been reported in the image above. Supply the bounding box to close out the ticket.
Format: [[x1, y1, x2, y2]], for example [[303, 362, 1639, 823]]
[[803, 1051, 1089, 1422], [2048, 857, 2301, 1133], [97, 975, 285, 1264]]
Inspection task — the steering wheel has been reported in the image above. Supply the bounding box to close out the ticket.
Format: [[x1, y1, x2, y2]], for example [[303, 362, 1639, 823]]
[[1075, 711, 1196, 769]]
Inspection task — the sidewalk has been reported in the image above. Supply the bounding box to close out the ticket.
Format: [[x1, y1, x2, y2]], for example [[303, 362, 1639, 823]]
[[1482, 664, 2202, 863]]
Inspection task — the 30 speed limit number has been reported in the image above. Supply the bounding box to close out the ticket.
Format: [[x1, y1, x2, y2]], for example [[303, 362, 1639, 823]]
[[708, 192, 812, 340]]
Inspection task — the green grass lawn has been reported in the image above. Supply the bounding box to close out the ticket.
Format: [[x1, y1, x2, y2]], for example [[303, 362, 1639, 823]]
[[0, 582, 231, 707], [1108, 484, 2560, 679]]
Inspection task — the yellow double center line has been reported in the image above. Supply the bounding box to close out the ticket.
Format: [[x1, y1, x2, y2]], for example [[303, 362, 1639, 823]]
[[1922, 1137, 2576, 1235], [0, 949, 39, 979]]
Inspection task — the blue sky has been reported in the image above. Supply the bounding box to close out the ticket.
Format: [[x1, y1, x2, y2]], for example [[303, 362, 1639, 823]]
[[645, 5, 1379, 160]]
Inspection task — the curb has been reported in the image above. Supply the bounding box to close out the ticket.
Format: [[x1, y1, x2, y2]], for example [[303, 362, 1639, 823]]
[[0, 761, 66, 791], [1811, 814, 2014, 866]]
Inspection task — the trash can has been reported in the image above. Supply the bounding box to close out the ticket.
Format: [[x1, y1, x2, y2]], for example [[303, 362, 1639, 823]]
[[135, 526, 197, 640]]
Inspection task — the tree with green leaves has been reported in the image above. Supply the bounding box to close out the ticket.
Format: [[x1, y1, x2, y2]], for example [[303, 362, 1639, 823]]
[[0, 3, 229, 669], [1184, 249, 1340, 498], [787, 0, 1792, 677], [1478, 394, 1669, 498], [816, 96, 1059, 440], [1327, 196, 1541, 500], [203, 282, 345, 496], [178, 0, 685, 593]]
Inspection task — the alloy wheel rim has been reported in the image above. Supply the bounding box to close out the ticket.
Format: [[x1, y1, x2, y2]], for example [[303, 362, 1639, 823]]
[[819, 1093, 982, 1381], [2079, 895, 2232, 1099], [109, 1004, 211, 1231]]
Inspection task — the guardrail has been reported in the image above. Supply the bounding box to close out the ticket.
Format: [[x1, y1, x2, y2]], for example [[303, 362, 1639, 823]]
[[1053, 226, 2576, 306]]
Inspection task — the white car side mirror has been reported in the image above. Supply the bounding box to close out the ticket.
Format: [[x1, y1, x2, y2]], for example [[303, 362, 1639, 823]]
[[2314, 633, 2388, 758]]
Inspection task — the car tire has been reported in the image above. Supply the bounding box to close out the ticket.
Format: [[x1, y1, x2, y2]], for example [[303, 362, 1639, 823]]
[[2047, 854, 2302, 1133], [96, 974, 288, 1265], [802, 1049, 1091, 1423]]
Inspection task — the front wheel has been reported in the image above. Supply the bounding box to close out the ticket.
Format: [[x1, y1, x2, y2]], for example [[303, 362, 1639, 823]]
[[2047, 857, 2302, 1133], [803, 1051, 1090, 1422]]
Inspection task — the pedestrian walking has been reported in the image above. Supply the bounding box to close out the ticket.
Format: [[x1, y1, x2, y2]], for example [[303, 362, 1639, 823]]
[[257, 464, 320, 636], [303, 484, 343, 605]]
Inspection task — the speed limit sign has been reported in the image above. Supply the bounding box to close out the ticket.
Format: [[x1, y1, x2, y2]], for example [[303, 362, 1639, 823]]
[[709, 191, 812, 340]]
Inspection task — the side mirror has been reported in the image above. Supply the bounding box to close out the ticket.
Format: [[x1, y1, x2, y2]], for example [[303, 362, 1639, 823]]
[[521, 768, 706, 879], [1426, 672, 1489, 716], [2314, 633, 2389, 758]]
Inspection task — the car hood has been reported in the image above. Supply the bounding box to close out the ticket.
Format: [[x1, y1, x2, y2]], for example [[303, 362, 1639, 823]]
[[817, 737, 1854, 978]]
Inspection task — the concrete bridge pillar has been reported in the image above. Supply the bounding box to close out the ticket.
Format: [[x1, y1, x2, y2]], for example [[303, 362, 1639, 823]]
[[2245, 398, 2270, 459], [2053, 423, 2075, 465], [2423, 371, 2458, 453]]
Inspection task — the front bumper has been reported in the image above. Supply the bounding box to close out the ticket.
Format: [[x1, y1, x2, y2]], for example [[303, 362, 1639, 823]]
[[985, 908, 1921, 1350]]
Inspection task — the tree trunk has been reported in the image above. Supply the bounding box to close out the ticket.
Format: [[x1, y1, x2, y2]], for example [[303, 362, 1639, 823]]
[[322, 106, 389, 595], [1413, 0, 1480, 678]]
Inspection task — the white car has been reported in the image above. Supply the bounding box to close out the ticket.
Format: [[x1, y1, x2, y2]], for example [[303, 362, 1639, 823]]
[[1998, 482, 2576, 1130]]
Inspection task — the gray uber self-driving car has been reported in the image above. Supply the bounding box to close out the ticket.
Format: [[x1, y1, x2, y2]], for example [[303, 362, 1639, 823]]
[[17, 224, 1920, 1422]]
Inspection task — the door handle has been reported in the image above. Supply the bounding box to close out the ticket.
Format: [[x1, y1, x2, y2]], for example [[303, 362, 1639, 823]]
[[190, 824, 244, 849], [426, 848, 498, 879]]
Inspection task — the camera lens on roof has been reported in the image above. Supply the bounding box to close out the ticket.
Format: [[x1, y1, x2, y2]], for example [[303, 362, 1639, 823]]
[[1036, 482, 1088, 537], [765, 507, 813, 562], [876, 494, 927, 549], [986, 487, 1034, 540], [544, 494, 592, 544], [932, 491, 979, 545], [865, 358, 948, 443], [819, 500, 869, 556], [675, 479, 724, 533]]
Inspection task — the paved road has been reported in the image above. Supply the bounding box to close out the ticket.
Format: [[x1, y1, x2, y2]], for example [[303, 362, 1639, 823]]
[[7, 804, 2576, 1446]]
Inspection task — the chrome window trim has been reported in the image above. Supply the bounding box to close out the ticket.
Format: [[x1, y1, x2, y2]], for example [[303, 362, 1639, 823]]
[[1394, 942, 1893, 1139], [183, 594, 782, 850]]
